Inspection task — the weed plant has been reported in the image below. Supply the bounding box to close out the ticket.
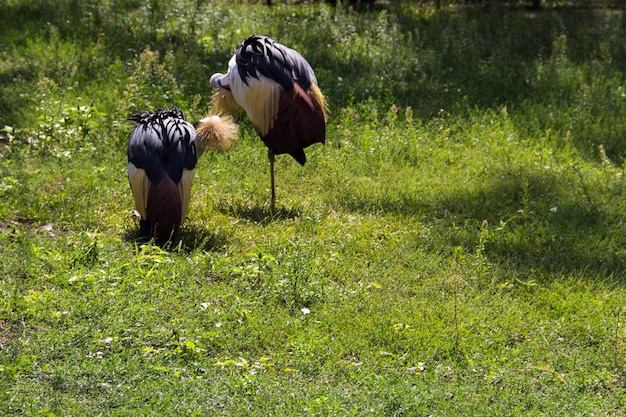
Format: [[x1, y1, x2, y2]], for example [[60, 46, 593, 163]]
[[2, 0, 626, 415]]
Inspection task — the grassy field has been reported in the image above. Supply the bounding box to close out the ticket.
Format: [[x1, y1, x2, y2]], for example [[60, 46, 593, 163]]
[[2, 0, 626, 415]]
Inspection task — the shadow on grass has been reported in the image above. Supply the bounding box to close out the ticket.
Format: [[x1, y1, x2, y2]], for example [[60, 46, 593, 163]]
[[336, 168, 626, 283], [215, 200, 302, 224], [122, 223, 229, 253], [175, 225, 230, 253], [443, 190, 626, 283]]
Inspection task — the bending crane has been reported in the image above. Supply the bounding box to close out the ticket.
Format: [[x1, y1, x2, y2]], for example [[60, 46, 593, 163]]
[[127, 106, 237, 244], [210, 35, 328, 209]]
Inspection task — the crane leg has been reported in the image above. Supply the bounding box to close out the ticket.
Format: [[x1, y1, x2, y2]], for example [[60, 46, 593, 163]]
[[268, 150, 275, 211]]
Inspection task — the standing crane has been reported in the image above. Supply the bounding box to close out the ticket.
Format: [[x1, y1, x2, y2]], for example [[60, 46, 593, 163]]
[[127, 106, 237, 245], [210, 34, 328, 210]]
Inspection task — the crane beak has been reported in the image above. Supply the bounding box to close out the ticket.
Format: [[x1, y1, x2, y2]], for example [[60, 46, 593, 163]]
[[210, 72, 231, 90]]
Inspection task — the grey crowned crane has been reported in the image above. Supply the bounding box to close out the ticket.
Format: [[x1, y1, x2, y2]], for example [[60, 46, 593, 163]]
[[127, 106, 237, 245], [210, 34, 328, 210]]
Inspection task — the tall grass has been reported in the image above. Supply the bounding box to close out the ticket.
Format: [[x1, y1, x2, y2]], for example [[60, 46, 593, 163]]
[[2, 1, 626, 415]]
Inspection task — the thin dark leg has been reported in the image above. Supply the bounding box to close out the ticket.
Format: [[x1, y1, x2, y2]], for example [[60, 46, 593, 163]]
[[268, 149, 275, 211]]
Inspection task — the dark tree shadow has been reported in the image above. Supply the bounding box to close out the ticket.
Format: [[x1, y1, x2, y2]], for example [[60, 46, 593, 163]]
[[334, 167, 626, 284], [438, 175, 626, 281]]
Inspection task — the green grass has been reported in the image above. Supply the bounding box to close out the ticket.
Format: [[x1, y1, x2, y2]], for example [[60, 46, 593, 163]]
[[2, 0, 626, 415]]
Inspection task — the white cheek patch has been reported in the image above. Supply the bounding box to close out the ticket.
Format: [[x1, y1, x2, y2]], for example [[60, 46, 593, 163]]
[[210, 73, 231, 90]]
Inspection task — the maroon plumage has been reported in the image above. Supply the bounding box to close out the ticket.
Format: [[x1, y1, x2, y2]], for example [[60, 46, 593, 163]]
[[262, 83, 326, 164]]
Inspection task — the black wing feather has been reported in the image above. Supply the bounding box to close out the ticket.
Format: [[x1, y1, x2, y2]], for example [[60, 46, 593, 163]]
[[127, 107, 198, 184], [235, 35, 316, 92]]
